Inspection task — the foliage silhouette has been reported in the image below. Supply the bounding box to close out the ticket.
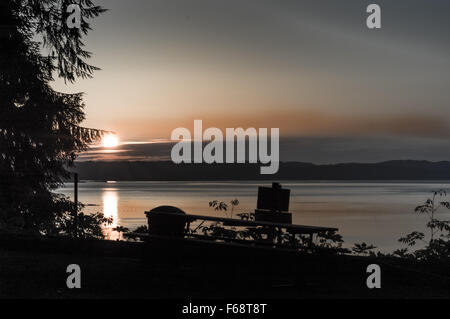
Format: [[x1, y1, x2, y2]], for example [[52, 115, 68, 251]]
[[133, 225, 149, 233], [352, 242, 377, 256], [208, 198, 240, 219], [0, 0, 106, 235], [396, 190, 450, 261], [113, 225, 130, 240], [56, 209, 112, 239]]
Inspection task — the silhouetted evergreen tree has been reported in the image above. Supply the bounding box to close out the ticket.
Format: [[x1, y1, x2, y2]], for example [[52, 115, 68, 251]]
[[0, 1, 106, 234]]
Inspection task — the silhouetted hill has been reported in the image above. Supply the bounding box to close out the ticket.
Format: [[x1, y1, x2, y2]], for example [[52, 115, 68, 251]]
[[70, 160, 450, 181]]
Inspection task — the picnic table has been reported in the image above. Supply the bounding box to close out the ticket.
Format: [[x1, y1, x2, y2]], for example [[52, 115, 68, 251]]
[[185, 214, 337, 248], [126, 209, 338, 250]]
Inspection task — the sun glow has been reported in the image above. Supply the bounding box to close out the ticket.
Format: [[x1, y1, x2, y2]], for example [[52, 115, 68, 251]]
[[102, 190, 119, 240], [102, 134, 119, 148]]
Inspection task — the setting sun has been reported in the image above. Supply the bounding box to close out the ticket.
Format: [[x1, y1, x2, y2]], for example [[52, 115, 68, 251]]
[[102, 134, 119, 148]]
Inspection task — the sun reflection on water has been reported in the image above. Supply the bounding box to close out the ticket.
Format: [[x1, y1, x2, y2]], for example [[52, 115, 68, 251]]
[[102, 190, 119, 240]]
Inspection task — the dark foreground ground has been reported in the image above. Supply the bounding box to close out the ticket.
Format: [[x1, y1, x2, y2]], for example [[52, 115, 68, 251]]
[[0, 236, 449, 299]]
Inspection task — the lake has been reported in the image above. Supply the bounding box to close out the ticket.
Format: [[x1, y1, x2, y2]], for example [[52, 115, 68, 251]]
[[57, 181, 450, 252]]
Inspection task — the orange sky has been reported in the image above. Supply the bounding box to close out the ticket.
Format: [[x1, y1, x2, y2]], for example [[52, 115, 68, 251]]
[[51, 0, 450, 146]]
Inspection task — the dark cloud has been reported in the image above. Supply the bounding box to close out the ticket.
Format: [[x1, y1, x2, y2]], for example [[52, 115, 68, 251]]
[[78, 136, 450, 164], [79, 142, 174, 161]]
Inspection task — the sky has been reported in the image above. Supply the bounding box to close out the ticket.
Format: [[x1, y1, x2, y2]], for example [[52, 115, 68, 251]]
[[51, 0, 450, 163]]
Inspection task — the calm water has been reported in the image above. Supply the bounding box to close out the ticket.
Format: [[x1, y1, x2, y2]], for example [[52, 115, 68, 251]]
[[57, 181, 450, 252]]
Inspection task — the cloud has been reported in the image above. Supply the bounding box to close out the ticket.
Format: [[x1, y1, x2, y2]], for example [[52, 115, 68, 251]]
[[79, 141, 173, 161], [77, 135, 450, 164], [110, 110, 450, 140]]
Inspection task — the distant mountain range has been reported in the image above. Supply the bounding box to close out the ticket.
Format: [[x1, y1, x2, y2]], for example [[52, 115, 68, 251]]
[[70, 160, 450, 181]]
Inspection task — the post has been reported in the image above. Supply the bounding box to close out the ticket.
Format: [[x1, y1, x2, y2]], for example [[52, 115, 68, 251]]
[[308, 233, 314, 249], [74, 173, 78, 238]]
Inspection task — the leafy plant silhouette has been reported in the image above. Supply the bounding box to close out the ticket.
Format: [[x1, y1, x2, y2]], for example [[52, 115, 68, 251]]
[[396, 190, 450, 261], [352, 242, 377, 256], [208, 198, 239, 219], [113, 226, 130, 240]]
